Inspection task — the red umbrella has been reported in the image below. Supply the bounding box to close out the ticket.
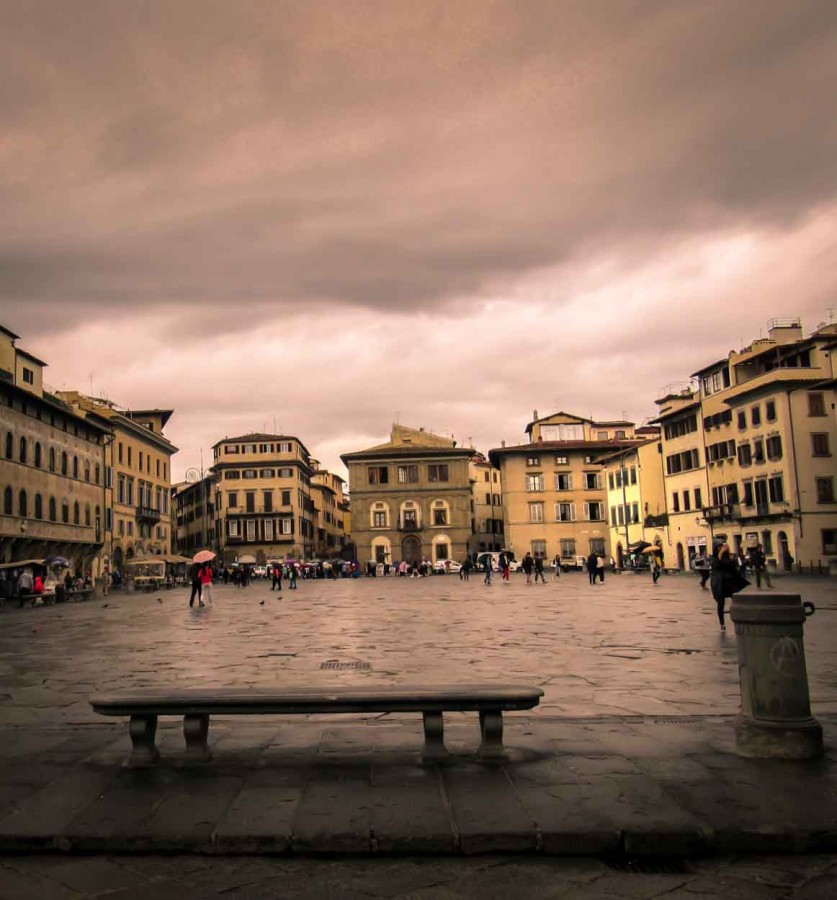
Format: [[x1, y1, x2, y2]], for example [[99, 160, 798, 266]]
[[192, 550, 216, 564]]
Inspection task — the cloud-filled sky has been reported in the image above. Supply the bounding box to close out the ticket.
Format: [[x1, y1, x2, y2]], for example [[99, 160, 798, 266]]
[[3, 1, 836, 479]]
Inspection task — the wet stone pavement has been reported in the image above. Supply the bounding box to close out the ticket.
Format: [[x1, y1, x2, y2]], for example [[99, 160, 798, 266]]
[[0, 571, 835, 876]]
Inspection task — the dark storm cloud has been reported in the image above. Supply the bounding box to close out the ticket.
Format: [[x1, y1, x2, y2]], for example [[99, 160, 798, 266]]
[[2, 0, 837, 337]]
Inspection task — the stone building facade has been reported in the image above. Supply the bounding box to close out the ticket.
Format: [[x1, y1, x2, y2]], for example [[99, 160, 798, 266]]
[[342, 425, 475, 567]]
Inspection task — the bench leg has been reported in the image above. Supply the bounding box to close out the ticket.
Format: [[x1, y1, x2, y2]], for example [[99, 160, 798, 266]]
[[422, 711, 447, 762], [128, 715, 160, 766], [183, 714, 211, 761], [478, 711, 506, 760]]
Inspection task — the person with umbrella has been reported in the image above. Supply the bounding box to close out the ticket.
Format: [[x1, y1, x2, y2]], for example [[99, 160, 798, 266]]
[[710, 542, 749, 630], [190, 550, 216, 608]]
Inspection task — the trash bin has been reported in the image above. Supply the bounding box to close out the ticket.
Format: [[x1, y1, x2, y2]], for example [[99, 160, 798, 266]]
[[730, 593, 822, 759]]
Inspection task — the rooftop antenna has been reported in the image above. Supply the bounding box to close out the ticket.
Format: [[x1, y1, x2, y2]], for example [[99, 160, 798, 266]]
[[828, 307, 835, 323], [273, 416, 277, 434]]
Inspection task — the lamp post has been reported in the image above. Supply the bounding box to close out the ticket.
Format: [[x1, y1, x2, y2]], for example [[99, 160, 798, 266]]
[[185, 449, 209, 554]]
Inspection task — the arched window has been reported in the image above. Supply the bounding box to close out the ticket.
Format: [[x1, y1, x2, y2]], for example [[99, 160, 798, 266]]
[[19, 436, 26, 464], [34, 442, 42, 468], [84, 504, 91, 526], [49, 497, 56, 521], [84, 461, 90, 482], [73, 456, 78, 478], [95, 464, 100, 485], [34, 494, 43, 519], [61, 500, 69, 523], [49, 447, 56, 471], [4, 432, 11, 459], [73, 501, 80, 525], [3, 486, 11, 515], [61, 452, 68, 475], [18, 489, 27, 517]]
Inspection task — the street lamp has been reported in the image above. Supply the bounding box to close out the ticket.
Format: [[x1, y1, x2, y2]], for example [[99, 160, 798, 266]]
[[185, 449, 209, 553]]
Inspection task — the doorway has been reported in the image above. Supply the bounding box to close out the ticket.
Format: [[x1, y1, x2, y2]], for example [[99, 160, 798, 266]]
[[676, 543, 684, 570], [401, 535, 421, 566]]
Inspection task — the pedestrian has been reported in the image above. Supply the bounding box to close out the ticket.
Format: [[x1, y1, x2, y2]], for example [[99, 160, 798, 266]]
[[596, 554, 606, 583], [483, 557, 493, 586], [586, 552, 598, 586], [649, 551, 661, 585], [461, 558, 472, 581], [289, 564, 298, 590], [501, 554, 511, 583], [271, 564, 283, 591], [521, 552, 534, 585], [749, 544, 772, 589], [188, 561, 203, 607], [551, 554, 561, 580], [534, 555, 547, 584], [223, 566, 230, 585], [696, 550, 711, 590], [710, 542, 749, 630], [785, 551, 795, 573], [198, 563, 213, 605]]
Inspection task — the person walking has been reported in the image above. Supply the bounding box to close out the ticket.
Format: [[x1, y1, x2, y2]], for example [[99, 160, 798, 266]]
[[596, 554, 606, 583], [586, 552, 598, 586], [521, 552, 534, 585], [749, 544, 772, 589], [461, 558, 472, 581], [710, 542, 749, 630], [198, 563, 213, 605], [271, 564, 283, 591], [696, 550, 711, 590], [288, 564, 298, 590], [551, 554, 561, 581], [534, 555, 547, 584], [649, 551, 661, 585], [189, 562, 203, 607], [483, 557, 493, 586], [501, 554, 511, 583]]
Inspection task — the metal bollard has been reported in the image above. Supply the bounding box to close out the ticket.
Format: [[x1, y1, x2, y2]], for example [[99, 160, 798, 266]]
[[730, 593, 822, 759]]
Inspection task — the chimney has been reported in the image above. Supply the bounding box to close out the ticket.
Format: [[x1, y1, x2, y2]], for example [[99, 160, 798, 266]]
[[501, 440, 506, 448], [533, 409, 539, 421]]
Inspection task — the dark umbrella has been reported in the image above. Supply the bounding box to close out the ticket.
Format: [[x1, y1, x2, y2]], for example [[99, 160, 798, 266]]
[[628, 541, 651, 553], [44, 555, 71, 567]]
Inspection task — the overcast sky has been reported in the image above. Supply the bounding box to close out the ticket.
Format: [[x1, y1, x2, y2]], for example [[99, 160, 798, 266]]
[[3, 1, 836, 480]]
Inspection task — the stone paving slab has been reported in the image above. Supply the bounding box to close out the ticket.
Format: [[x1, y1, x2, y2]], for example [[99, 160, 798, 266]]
[[0, 714, 833, 857]]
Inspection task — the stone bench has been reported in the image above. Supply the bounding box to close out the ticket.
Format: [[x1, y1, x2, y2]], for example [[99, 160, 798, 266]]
[[90, 684, 544, 766]]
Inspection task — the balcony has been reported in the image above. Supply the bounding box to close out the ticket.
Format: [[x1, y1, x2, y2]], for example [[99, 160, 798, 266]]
[[135, 505, 161, 524], [702, 504, 741, 522], [643, 513, 669, 528], [398, 522, 422, 532]]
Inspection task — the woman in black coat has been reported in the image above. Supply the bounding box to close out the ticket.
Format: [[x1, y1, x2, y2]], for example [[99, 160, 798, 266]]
[[710, 542, 748, 630]]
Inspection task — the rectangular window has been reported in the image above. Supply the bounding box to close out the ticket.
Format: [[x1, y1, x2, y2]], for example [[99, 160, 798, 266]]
[[585, 501, 604, 520], [560, 539, 576, 557], [597, 431, 608, 440], [631, 502, 640, 524], [738, 443, 752, 466], [608, 473, 614, 490], [812, 433, 831, 456], [752, 439, 765, 463], [529, 502, 544, 523], [584, 472, 600, 490], [663, 415, 698, 440], [373, 511, 387, 527], [526, 474, 544, 491], [246, 520, 256, 541], [554, 455, 568, 465], [118, 442, 123, 464], [281, 490, 291, 506], [556, 502, 575, 522], [766, 400, 776, 422], [434, 508, 448, 525], [228, 491, 238, 508], [242, 469, 258, 479], [225, 470, 241, 480], [228, 520, 239, 537], [672, 492, 680, 513], [397, 465, 418, 483], [816, 477, 835, 503], [428, 464, 449, 482], [610, 506, 617, 526], [683, 490, 691, 511], [127, 521, 133, 536], [768, 476, 785, 503], [737, 411, 747, 430], [808, 393, 826, 416], [629, 467, 637, 485], [260, 468, 275, 478], [742, 481, 754, 506], [127, 447, 132, 467], [263, 491, 273, 512], [526, 455, 540, 466], [751, 405, 761, 426], [279, 442, 292, 453], [694, 487, 703, 509], [617, 506, 624, 525], [117, 475, 125, 504], [118, 519, 124, 536], [823, 529, 837, 554], [245, 492, 256, 513], [554, 473, 572, 491], [127, 479, 134, 506], [22, 367, 34, 384], [531, 540, 547, 559], [766, 435, 783, 460], [368, 466, 389, 485], [264, 520, 274, 541], [279, 518, 292, 534], [278, 467, 293, 478]]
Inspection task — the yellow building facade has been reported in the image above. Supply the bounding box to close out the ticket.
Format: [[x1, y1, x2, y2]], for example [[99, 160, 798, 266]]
[[310, 463, 348, 559], [489, 412, 646, 564], [1, 327, 109, 574], [212, 433, 314, 564], [469, 452, 504, 554], [342, 425, 475, 567]]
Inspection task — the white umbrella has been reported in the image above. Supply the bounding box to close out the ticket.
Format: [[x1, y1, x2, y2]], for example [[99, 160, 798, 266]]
[[238, 554, 257, 564]]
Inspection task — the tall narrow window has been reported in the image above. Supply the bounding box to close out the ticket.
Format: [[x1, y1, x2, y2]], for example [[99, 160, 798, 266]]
[[19, 437, 27, 464], [34, 442, 42, 468]]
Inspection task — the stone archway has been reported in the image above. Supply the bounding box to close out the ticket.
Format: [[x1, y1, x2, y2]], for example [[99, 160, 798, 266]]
[[401, 535, 421, 566], [113, 546, 123, 570]]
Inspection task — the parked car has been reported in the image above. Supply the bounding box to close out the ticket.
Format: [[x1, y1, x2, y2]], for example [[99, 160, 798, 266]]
[[432, 560, 462, 574]]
